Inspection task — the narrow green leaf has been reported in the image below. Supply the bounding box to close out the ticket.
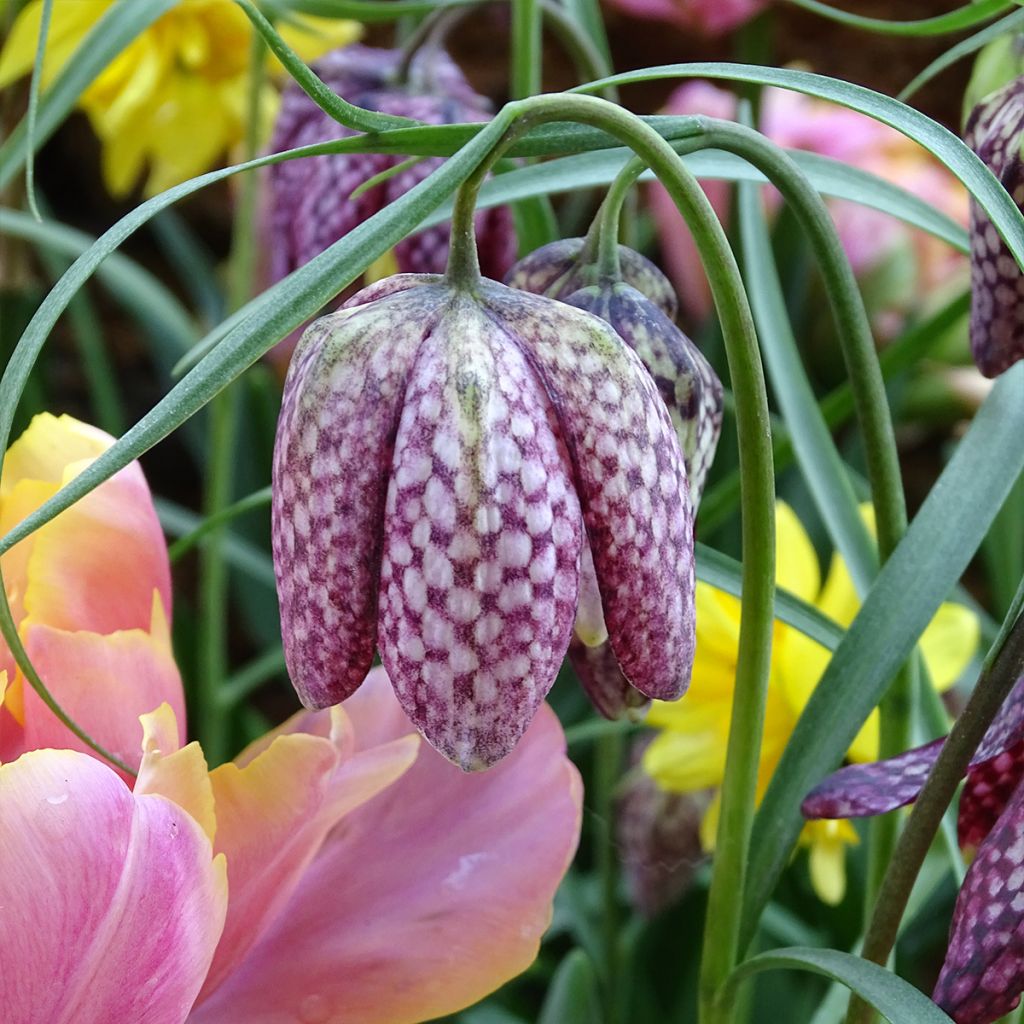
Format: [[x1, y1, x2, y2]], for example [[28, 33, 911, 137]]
[[742, 363, 1024, 949], [779, 0, 1012, 37], [24, 0, 54, 221], [736, 176, 878, 593], [899, 8, 1024, 101], [235, 0, 414, 132], [570, 62, 1024, 270], [0, 0, 178, 190], [537, 950, 605, 1024], [727, 947, 954, 1023], [267, 0, 478, 20]]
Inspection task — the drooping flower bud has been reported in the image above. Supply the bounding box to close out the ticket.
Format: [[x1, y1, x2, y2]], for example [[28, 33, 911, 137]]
[[272, 273, 696, 770], [267, 45, 516, 285], [965, 75, 1024, 377], [505, 237, 679, 320], [507, 240, 722, 721]]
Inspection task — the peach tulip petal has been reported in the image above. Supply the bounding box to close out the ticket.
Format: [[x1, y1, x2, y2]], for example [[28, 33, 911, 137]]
[[196, 726, 420, 1002], [0, 749, 226, 1024], [23, 455, 171, 634], [0, 413, 109, 496], [19, 598, 184, 778], [190, 668, 583, 1024], [135, 704, 217, 843]]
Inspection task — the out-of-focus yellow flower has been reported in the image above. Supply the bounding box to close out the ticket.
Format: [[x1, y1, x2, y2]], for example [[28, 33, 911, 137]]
[[0, 0, 360, 196], [644, 501, 980, 904]]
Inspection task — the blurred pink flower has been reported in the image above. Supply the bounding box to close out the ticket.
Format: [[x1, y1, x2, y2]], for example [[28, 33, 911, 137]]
[[0, 669, 583, 1023], [652, 82, 968, 330], [0, 413, 183, 775], [606, 0, 767, 36]]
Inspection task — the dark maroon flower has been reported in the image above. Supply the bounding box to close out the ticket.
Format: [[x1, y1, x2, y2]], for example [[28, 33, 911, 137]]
[[802, 675, 1024, 1023], [267, 45, 516, 285], [272, 273, 696, 770], [616, 739, 708, 917], [965, 76, 1024, 378], [507, 240, 722, 720]]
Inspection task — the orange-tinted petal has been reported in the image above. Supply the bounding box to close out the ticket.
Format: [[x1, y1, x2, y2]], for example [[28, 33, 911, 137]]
[[189, 669, 582, 1024]]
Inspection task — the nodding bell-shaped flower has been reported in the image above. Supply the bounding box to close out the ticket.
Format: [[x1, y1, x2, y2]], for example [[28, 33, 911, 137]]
[[803, 675, 1024, 1023], [267, 45, 516, 285], [272, 267, 696, 770], [965, 75, 1024, 378], [506, 239, 722, 720]]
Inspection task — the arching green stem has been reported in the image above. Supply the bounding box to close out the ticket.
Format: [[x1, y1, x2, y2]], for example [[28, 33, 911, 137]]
[[447, 95, 774, 1024]]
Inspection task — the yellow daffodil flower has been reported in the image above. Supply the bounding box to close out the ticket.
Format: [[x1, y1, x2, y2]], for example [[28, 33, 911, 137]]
[[644, 501, 980, 904], [0, 0, 361, 196]]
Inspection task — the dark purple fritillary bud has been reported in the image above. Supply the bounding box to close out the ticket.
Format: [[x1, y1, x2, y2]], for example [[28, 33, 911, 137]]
[[933, 774, 1024, 1023], [505, 237, 679, 319], [959, 737, 1024, 852], [616, 740, 707, 917], [568, 634, 650, 721], [803, 675, 1024, 822], [964, 75, 1024, 378], [267, 45, 516, 284], [273, 274, 695, 769]]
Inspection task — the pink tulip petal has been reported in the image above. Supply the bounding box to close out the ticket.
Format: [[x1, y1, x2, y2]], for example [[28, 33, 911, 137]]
[[934, 777, 1024, 1023], [0, 749, 226, 1024], [18, 599, 184, 779], [272, 284, 449, 708], [378, 299, 583, 768], [188, 669, 583, 1024], [196, 727, 419, 1001], [481, 281, 696, 702]]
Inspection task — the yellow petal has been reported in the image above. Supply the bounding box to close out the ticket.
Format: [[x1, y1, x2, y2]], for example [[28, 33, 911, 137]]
[[0, 0, 113, 90], [920, 601, 980, 692], [274, 15, 362, 65], [818, 503, 877, 626], [847, 708, 881, 763], [643, 729, 726, 792], [0, 412, 109, 496], [803, 819, 859, 906], [700, 791, 721, 851], [135, 703, 217, 844], [775, 501, 821, 604]]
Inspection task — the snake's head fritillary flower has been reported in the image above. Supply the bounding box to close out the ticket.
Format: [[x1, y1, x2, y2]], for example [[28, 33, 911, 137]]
[[267, 45, 516, 286], [803, 676, 1024, 1022], [0, 413, 183, 776], [965, 75, 1024, 377], [507, 240, 720, 720], [272, 272, 696, 769], [505, 237, 679, 319]]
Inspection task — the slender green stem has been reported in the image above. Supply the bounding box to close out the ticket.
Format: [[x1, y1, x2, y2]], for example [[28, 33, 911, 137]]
[[594, 730, 624, 1024], [589, 160, 643, 281], [196, 31, 266, 764], [847, 592, 1024, 1024], [511, 0, 543, 99], [168, 485, 271, 563], [697, 120, 912, 954], [218, 646, 287, 708], [448, 94, 773, 1023]]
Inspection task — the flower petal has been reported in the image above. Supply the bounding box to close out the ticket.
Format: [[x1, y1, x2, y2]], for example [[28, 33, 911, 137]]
[[965, 76, 1024, 378], [188, 668, 582, 1024], [272, 284, 448, 708], [18, 596, 184, 779], [959, 738, 1024, 852], [195, 727, 418, 1002], [481, 281, 695, 702], [921, 602, 982, 692], [934, 774, 1024, 1023], [378, 299, 582, 768], [0, 749, 226, 1024], [569, 634, 650, 721]]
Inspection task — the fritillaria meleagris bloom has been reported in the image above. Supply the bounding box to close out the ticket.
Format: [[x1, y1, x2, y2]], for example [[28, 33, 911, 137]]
[[507, 239, 722, 720], [803, 674, 1024, 1023], [267, 44, 516, 284], [272, 271, 696, 770], [965, 75, 1024, 378]]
